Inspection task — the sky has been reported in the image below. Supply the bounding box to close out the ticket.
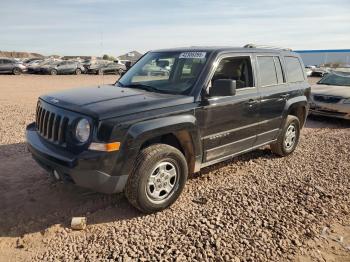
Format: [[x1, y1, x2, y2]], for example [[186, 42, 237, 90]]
[[1, 0, 349, 56]]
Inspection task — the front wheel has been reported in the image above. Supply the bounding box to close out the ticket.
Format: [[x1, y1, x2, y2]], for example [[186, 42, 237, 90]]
[[125, 144, 188, 213], [50, 69, 57, 75], [13, 68, 22, 75], [270, 115, 300, 156], [75, 68, 81, 75]]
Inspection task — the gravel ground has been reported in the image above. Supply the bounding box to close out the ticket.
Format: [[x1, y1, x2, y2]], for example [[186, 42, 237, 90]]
[[0, 75, 349, 261]]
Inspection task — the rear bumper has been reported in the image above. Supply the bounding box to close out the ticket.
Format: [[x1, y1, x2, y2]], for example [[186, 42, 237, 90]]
[[26, 123, 128, 194]]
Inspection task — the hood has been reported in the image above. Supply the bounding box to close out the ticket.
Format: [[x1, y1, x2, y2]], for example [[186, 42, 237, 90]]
[[311, 84, 350, 98], [40, 85, 194, 119]]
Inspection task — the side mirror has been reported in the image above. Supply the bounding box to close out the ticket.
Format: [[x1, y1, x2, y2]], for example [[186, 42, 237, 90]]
[[209, 79, 236, 97]]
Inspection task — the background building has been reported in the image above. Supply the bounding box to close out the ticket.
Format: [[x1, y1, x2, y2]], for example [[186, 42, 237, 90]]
[[296, 49, 350, 66]]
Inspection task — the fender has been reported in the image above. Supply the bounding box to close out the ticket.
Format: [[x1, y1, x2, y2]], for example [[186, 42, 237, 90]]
[[114, 115, 202, 177], [281, 95, 309, 128]]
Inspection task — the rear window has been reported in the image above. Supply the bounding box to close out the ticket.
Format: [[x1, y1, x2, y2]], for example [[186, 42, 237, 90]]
[[257, 56, 277, 86], [285, 56, 304, 82]]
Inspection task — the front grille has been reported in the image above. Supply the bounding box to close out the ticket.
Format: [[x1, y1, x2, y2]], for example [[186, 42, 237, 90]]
[[36, 102, 69, 145], [313, 95, 342, 104]]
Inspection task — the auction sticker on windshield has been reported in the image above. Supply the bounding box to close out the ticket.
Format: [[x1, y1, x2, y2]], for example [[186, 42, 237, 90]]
[[179, 52, 206, 59]]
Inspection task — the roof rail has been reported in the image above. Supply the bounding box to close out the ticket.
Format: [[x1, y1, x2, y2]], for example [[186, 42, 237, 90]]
[[243, 43, 292, 51]]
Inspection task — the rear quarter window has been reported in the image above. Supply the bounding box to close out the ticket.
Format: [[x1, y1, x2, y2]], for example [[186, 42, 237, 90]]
[[285, 56, 305, 82]]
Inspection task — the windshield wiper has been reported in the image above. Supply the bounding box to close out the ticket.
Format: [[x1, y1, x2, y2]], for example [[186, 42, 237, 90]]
[[124, 84, 167, 93]]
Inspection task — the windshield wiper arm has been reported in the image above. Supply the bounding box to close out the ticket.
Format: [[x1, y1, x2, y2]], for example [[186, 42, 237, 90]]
[[125, 84, 165, 93]]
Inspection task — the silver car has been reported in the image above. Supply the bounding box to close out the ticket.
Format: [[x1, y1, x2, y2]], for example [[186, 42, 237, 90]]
[[310, 72, 350, 119]]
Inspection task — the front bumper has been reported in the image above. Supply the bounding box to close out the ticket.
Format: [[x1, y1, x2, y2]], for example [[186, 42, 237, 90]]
[[309, 102, 350, 120], [26, 123, 128, 194]]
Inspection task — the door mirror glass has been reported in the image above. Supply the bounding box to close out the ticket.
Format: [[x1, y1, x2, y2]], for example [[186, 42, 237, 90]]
[[209, 79, 236, 97]]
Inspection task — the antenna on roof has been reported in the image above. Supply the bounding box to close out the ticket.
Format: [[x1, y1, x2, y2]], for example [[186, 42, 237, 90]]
[[243, 43, 292, 51]]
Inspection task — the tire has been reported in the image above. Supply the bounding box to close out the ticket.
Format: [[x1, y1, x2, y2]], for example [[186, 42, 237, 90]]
[[12, 68, 21, 75], [270, 115, 300, 156], [75, 68, 81, 75], [50, 69, 57, 75], [97, 69, 103, 75], [125, 144, 188, 213]]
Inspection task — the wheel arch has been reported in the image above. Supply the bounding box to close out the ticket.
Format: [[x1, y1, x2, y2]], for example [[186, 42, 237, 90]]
[[283, 96, 308, 128], [117, 115, 202, 177]]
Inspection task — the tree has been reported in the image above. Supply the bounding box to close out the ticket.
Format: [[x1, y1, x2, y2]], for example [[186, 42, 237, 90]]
[[102, 54, 116, 61]]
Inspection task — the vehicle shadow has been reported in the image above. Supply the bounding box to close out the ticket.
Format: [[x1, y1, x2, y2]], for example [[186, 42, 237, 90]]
[[0, 143, 142, 238], [0, 142, 276, 238], [305, 115, 350, 129]]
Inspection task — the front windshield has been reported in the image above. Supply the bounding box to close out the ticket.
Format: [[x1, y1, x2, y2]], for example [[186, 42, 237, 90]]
[[117, 51, 208, 94], [318, 73, 350, 87]]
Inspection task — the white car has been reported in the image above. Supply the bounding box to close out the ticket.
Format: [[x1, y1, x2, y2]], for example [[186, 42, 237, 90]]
[[310, 72, 350, 119]]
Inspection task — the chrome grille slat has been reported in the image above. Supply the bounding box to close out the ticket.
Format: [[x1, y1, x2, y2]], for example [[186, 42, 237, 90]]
[[35, 102, 68, 146]]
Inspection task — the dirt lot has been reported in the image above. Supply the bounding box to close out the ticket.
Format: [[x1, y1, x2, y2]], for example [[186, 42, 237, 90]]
[[0, 75, 349, 261]]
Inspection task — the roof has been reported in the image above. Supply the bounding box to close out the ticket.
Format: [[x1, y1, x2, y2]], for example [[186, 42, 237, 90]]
[[296, 49, 350, 54], [150, 46, 296, 54]]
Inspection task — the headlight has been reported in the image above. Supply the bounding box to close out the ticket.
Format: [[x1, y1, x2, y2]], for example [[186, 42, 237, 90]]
[[75, 118, 90, 143], [344, 98, 350, 104]]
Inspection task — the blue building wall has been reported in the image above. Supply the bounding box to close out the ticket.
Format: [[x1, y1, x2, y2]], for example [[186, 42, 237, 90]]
[[295, 49, 350, 66]]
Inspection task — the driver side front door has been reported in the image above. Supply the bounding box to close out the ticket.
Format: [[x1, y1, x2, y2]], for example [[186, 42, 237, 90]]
[[196, 54, 261, 165]]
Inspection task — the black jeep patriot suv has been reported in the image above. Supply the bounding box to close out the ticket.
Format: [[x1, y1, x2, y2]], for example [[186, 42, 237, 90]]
[[26, 45, 310, 213]]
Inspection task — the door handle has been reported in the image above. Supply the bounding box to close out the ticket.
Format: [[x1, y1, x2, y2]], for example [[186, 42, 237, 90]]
[[246, 99, 259, 107], [280, 94, 290, 100]]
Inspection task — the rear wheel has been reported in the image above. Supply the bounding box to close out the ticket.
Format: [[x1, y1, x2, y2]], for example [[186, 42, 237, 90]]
[[270, 115, 300, 156], [12, 68, 21, 75], [125, 144, 188, 213], [75, 68, 81, 75], [50, 69, 57, 75]]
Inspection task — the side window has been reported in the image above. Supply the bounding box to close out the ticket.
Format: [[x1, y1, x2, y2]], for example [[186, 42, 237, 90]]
[[285, 56, 304, 82], [274, 57, 285, 84], [211, 56, 254, 89], [257, 56, 277, 86]]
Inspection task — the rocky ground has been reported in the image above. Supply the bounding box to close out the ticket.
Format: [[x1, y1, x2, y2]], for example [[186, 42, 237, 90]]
[[0, 75, 349, 261]]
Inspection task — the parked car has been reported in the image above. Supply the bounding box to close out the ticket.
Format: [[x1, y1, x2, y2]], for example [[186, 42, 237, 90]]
[[141, 64, 169, 76], [87, 62, 126, 75], [26, 59, 44, 73], [311, 67, 327, 77], [23, 58, 42, 66], [0, 58, 27, 75], [305, 67, 313, 77], [310, 72, 350, 119], [39, 60, 85, 75], [26, 46, 310, 213]]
